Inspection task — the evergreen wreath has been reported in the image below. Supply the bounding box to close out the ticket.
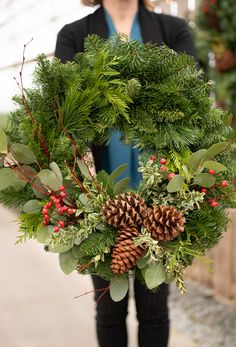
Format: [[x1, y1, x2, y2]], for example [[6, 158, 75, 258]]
[[0, 35, 235, 301]]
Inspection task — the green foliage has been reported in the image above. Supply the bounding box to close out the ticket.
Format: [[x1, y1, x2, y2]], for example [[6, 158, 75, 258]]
[[16, 212, 43, 243], [0, 186, 32, 208]]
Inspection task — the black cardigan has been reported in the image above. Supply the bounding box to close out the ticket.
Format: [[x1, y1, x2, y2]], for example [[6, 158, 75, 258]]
[[55, 4, 197, 62], [55, 4, 197, 171]]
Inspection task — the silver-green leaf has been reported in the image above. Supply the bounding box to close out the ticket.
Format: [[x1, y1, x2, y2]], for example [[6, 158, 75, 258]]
[[59, 249, 78, 274], [110, 277, 129, 302], [10, 143, 37, 164]]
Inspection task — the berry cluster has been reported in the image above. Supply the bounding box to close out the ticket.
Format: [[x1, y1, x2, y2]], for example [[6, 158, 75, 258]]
[[42, 185, 75, 233], [201, 171, 228, 208]]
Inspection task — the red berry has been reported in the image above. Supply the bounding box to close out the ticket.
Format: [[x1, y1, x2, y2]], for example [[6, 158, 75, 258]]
[[62, 206, 69, 212], [160, 165, 167, 171], [67, 208, 75, 215], [211, 200, 219, 208], [44, 214, 50, 221], [46, 202, 52, 208], [60, 191, 67, 199], [42, 208, 48, 215], [59, 185, 65, 191], [53, 226, 60, 233], [168, 173, 176, 181], [208, 169, 216, 175], [149, 155, 157, 161], [50, 195, 57, 202], [43, 220, 48, 226], [201, 188, 207, 193], [58, 221, 65, 228], [221, 180, 228, 188], [160, 158, 167, 165], [55, 198, 61, 204]]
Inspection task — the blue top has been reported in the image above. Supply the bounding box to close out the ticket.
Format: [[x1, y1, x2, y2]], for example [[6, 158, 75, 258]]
[[103, 10, 143, 188]]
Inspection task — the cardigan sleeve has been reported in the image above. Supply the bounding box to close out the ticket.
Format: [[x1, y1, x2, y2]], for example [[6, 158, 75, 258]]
[[170, 17, 197, 58], [55, 24, 77, 63]]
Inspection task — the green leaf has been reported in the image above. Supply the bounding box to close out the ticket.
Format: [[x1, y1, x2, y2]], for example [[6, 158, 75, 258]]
[[22, 199, 41, 213], [187, 149, 207, 173], [38, 169, 62, 191], [49, 244, 72, 253], [110, 277, 129, 302], [0, 129, 7, 153], [109, 163, 128, 181], [37, 225, 54, 244], [77, 159, 92, 180], [49, 162, 63, 184], [79, 193, 91, 207], [136, 254, 150, 269], [203, 161, 227, 173], [167, 175, 185, 193], [204, 142, 229, 160], [142, 261, 166, 290], [10, 143, 37, 164], [193, 173, 216, 187], [32, 177, 49, 198], [113, 177, 130, 195], [59, 249, 78, 274], [0, 168, 26, 191]]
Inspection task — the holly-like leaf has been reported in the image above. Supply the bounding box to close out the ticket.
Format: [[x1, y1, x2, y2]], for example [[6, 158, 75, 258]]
[[59, 249, 78, 274], [193, 173, 215, 187], [0, 129, 8, 153], [203, 161, 227, 173], [10, 143, 37, 164], [0, 168, 26, 191], [110, 277, 129, 302], [113, 177, 130, 195], [204, 142, 229, 160], [38, 169, 62, 191], [142, 261, 166, 290], [167, 175, 185, 193], [22, 199, 41, 213], [110, 163, 128, 181]]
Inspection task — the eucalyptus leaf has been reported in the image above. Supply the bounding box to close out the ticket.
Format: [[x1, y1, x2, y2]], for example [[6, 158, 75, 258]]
[[167, 175, 185, 193], [77, 159, 92, 180], [0, 168, 26, 191], [49, 162, 63, 184], [193, 173, 216, 187], [143, 261, 166, 290], [204, 142, 228, 160], [113, 177, 130, 195], [32, 177, 49, 199], [49, 244, 72, 253], [22, 199, 41, 213], [136, 254, 150, 269], [110, 277, 129, 302], [37, 225, 54, 244], [110, 163, 128, 181], [203, 161, 227, 173], [187, 149, 207, 174], [0, 129, 7, 153], [38, 169, 61, 191], [59, 249, 78, 274], [10, 143, 37, 164]]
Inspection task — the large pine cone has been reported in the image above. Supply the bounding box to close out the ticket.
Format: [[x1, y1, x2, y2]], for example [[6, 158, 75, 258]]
[[143, 205, 185, 241], [111, 226, 144, 274], [101, 193, 147, 229]]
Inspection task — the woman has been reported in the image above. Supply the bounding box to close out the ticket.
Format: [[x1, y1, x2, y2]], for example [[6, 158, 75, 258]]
[[55, 1, 196, 346]]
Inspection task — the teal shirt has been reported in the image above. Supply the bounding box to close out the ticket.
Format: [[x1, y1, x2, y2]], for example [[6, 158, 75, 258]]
[[103, 10, 142, 188]]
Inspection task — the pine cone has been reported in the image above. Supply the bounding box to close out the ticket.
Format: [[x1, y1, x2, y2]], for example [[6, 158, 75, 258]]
[[111, 226, 144, 274], [215, 49, 236, 72], [143, 205, 185, 241], [101, 193, 147, 229]]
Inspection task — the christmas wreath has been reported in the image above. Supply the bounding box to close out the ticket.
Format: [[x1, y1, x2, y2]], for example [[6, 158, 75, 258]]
[[0, 35, 235, 301]]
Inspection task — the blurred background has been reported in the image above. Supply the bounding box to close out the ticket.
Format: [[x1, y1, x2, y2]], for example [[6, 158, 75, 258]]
[[0, 1, 236, 346]]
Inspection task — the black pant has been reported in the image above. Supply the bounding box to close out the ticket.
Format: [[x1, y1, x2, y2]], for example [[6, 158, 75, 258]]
[[91, 275, 169, 347]]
